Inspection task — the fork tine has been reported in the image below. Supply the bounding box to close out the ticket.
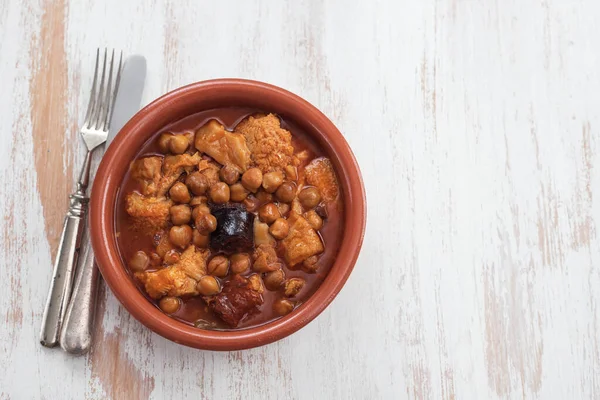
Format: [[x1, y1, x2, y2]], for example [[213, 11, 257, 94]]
[[91, 48, 108, 129], [101, 50, 115, 131], [83, 49, 100, 126], [104, 51, 123, 131]]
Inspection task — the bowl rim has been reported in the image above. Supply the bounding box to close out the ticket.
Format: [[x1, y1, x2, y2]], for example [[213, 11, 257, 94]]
[[90, 78, 366, 350]]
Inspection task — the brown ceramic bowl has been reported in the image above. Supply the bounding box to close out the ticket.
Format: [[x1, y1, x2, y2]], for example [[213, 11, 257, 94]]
[[90, 79, 366, 350]]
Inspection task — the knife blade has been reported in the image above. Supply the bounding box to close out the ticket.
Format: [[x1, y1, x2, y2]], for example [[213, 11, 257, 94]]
[[107, 55, 147, 145], [59, 55, 147, 355]]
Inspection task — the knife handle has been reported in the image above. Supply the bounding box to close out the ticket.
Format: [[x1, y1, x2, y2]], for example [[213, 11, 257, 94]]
[[60, 238, 99, 355], [39, 199, 86, 347]]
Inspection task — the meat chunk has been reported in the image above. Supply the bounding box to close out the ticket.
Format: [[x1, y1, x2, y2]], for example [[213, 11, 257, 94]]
[[252, 243, 279, 272], [304, 157, 339, 204], [281, 212, 324, 266], [130, 157, 163, 196], [163, 152, 201, 176], [209, 274, 264, 327], [210, 204, 255, 253], [130, 153, 201, 197], [290, 198, 303, 215], [253, 219, 275, 246], [158, 152, 202, 195], [197, 159, 221, 187], [125, 192, 172, 231], [235, 114, 294, 173], [195, 120, 251, 172], [135, 246, 209, 299]]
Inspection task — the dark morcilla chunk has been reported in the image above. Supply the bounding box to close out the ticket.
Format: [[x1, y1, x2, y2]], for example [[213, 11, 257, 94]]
[[210, 203, 255, 253]]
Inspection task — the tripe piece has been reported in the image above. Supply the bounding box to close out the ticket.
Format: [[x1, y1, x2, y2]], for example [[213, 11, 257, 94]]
[[281, 212, 324, 266], [125, 192, 172, 231], [136, 245, 209, 299], [235, 114, 294, 173], [195, 119, 251, 173]]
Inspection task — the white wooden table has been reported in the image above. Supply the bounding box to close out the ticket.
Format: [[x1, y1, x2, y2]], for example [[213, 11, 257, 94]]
[[2, 0, 599, 398]]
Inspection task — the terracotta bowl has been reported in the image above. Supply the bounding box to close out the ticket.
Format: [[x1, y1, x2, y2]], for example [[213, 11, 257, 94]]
[[90, 79, 366, 350]]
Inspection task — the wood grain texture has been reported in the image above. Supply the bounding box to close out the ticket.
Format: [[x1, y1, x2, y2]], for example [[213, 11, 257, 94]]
[[1, 0, 599, 398], [30, 0, 74, 261]]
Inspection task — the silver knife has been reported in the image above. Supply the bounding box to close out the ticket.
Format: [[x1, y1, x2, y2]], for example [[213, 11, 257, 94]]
[[59, 55, 147, 355]]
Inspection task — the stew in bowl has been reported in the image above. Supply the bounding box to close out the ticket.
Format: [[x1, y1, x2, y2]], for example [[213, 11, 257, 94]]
[[117, 109, 344, 330]]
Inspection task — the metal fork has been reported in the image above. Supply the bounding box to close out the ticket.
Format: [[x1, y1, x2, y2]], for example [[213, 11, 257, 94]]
[[40, 49, 122, 348]]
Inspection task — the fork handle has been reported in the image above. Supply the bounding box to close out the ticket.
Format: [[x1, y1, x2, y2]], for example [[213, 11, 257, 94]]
[[60, 238, 99, 355], [40, 153, 91, 347]]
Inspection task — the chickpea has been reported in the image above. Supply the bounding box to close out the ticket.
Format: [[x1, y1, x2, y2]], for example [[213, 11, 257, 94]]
[[164, 249, 181, 265], [285, 165, 298, 181], [230, 253, 251, 274], [219, 165, 240, 185], [149, 252, 162, 266], [189, 195, 208, 207], [277, 202, 290, 216], [169, 182, 191, 203], [241, 168, 263, 192], [169, 225, 192, 248], [284, 278, 305, 297], [262, 171, 284, 193], [248, 274, 264, 293], [209, 182, 230, 204], [275, 181, 296, 203], [185, 172, 209, 195], [207, 255, 229, 277], [302, 255, 319, 273], [305, 210, 323, 230], [170, 204, 191, 225], [192, 204, 211, 221], [269, 218, 289, 239], [243, 195, 260, 212], [273, 298, 294, 316], [191, 207, 200, 221], [197, 275, 220, 296], [195, 213, 217, 235], [159, 296, 180, 314], [129, 250, 149, 272], [259, 203, 280, 224], [230, 183, 250, 202], [198, 204, 211, 214], [256, 190, 273, 204], [158, 133, 173, 153], [192, 230, 210, 248], [168, 135, 189, 154], [298, 187, 321, 209], [264, 269, 285, 290]]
